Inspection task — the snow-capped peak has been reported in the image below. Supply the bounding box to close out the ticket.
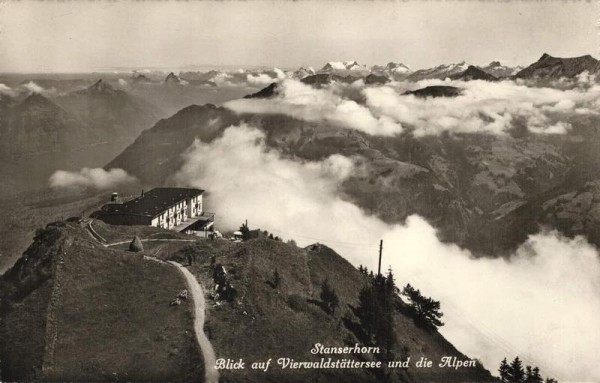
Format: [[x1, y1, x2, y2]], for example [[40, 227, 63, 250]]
[[385, 62, 411, 73], [292, 66, 317, 79], [320, 61, 367, 72]]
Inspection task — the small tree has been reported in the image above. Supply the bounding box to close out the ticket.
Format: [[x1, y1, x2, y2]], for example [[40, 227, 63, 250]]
[[401, 283, 444, 331], [320, 278, 339, 315], [271, 268, 281, 288], [329, 289, 339, 316], [239, 222, 250, 241], [378, 269, 396, 358], [356, 271, 396, 360], [509, 357, 525, 383], [498, 358, 511, 383], [530, 367, 543, 383], [357, 282, 376, 337], [525, 366, 533, 383]]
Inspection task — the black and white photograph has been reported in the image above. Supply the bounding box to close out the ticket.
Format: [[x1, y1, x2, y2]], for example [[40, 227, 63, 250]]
[[0, 1, 598, 382]]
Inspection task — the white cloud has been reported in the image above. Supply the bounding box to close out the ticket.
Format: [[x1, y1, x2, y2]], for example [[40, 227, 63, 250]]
[[174, 124, 600, 382], [0, 83, 16, 97], [225, 80, 404, 136], [210, 72, 238, 87], [246, 72, 276, 87], [23, 81, 45, 93], [21, 81, 58, 96], [225, 78, 600, 137], [273, 67, 287, 80], [49, 167, 136, 190], [364, 79, 599, 136]]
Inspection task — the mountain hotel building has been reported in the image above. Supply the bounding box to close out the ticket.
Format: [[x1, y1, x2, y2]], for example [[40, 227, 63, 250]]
[[94, 187, 215, 236]]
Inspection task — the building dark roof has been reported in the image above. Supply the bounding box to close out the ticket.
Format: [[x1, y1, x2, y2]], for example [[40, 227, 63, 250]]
[[102, 188, 204, 218]]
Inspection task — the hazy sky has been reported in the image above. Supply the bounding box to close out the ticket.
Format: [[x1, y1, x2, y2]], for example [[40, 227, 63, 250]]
[[1, 1, 598, 72]]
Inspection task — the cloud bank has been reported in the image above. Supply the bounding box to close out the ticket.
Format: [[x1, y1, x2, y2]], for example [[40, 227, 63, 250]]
[[49, 167, 136, 190], [174, 124, 600, 382], [0, 83, 17, 97], [224, 78, 600, 137], [0, 82, 58, 98], [225, 80, 402, 135], [21, 81, 58, 97]]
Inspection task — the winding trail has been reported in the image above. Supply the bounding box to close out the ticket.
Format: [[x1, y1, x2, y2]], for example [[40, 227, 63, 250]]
[[169, 261, 220, 383], [84, 222, 219, 383]]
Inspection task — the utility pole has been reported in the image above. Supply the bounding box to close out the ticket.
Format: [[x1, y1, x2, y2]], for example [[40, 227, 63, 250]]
[[378, 240, 383, 276]]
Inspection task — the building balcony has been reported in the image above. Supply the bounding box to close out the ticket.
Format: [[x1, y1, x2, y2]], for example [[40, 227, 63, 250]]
[[172, 212, 215, 233], [197, 211, 215, 221]]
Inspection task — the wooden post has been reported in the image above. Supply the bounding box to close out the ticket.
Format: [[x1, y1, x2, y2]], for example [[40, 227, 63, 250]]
[[378, 240, 383, 276]]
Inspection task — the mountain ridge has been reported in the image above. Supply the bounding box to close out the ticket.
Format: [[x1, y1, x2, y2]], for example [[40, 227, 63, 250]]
[[516, 53, 600, 79], [0, 221, 495, 382], [106, 102, 592, 257]]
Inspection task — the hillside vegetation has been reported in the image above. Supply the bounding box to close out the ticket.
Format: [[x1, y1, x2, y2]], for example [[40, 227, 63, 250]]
[[0, 222, 202, 382], [1, 221, 494, 382], [168, 237, 494, 383]]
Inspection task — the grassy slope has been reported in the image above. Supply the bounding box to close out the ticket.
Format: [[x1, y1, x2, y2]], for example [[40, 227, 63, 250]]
[[2, 222, 495, 382], [174, 238, 495, 383], [1, 222, 203, 382], [89, 219, 191, 244], [1, 280, 53, 381]]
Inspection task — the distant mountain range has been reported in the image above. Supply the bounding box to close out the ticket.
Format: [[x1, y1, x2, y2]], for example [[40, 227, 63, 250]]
[[407, 62, 470, 81], [319, 61, 369, 74], [291, 66, 316, 79], [0, 93, 91, 157], [54, 80, 162, 140], [164, 72, 183, 85], [290, 53, 598, 84], [132, 73, 153, 84], [515, 53, 600, 79], [86, 53, 598, 92], [449, 65, 498, 81], [0, 80, 163, 195], [481, 61, 523, 78]]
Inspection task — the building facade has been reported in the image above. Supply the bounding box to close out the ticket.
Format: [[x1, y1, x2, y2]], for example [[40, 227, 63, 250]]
[[94, 188, 214, 236]]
